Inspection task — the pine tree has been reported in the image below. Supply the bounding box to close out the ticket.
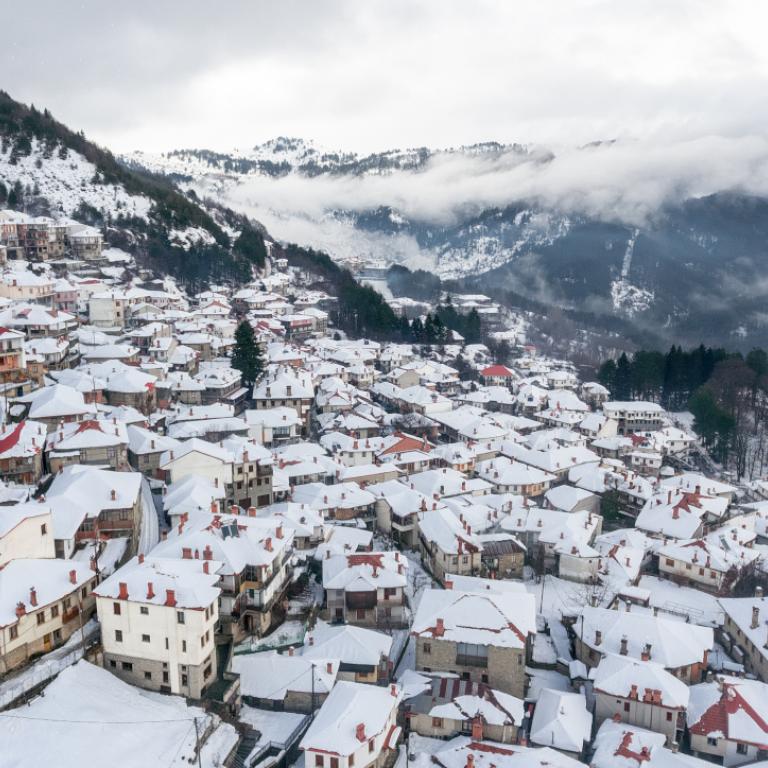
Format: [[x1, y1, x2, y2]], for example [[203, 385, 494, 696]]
[[231, 320, 264, 391]]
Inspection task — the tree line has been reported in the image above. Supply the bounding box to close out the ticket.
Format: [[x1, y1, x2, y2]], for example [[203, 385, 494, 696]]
[[599, 345, 768, 477]]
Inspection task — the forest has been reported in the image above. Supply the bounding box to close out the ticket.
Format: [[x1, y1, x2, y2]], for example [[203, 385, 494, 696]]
[[599, 345, 768, 479]]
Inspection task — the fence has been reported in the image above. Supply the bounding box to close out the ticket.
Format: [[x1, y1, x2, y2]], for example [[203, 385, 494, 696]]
[[0, 630, 98, 710]]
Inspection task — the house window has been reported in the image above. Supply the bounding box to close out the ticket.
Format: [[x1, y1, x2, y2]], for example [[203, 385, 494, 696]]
[[36, 612, 45, 625], [182, 640, 187, 653], [665, 558, 674, 567], [109, 660, 116, 668], [81, 587, 88, 598], [142, 634, 150, 643], [113, 602, 121, 615], [432, 717, 443, 728], [140, 606, 149, 615], [144, 671, 152, 680], [115, 630, 123, 642], [41, 523, 47, 535], [181, 674, 188, 687], [369, 739, 375, 753], [330, 758, 339, 768], [177, 611, 185, 624], [708, 737, 718, 746], [9, 626, 18, 640], [163, 672, 169, 683], [624, 702, 630, 712], [423, 642, 431, 655], [315, 756, 323, 768], [666, 712, 673, 722], [122, 662, 132, 671], [457, 642, 488, 667], [51, 605, 59, 618], [737, 743, 749, 755]]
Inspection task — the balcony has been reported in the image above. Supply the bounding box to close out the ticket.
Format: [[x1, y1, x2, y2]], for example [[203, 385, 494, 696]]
[[455, 654, 488, 668]]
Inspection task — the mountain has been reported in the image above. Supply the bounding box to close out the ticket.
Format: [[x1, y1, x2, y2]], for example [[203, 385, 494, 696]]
[[0, 91, 268, 289], [126, 137, 768, 349]]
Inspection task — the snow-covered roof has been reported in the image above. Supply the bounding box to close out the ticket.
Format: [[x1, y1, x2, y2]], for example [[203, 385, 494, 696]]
[[412, 589, 536, 649]]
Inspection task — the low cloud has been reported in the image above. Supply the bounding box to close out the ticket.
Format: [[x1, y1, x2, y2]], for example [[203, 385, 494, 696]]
[[214, 134, 768, 242]]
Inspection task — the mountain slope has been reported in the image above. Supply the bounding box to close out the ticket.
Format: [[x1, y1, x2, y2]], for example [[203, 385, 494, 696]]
[[0, 91, 269, 288], [126, 137, 768, 348]]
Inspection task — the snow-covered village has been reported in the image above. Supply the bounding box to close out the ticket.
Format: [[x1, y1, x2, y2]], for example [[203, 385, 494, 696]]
[[0, 199, 767, 768], [5, 4, 768, 767]]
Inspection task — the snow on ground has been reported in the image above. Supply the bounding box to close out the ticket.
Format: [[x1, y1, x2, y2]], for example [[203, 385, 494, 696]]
[[234, 620, 306, 654], [168, 225, 218, 250], [1, 660, 237, 768], [532, 632, 559, 666], [0, 618, 99, 708], [524, 575, 606, 625], [525, 667, 571, 703], [0, 139, 152, 221], [73, 537, 128, 576]]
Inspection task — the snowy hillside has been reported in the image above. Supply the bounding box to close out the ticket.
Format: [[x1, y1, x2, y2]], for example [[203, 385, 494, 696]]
[[1, 138, 152, 220]]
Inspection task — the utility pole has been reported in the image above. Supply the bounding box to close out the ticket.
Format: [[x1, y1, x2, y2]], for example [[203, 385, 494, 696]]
[[311, 662, 317, 715]]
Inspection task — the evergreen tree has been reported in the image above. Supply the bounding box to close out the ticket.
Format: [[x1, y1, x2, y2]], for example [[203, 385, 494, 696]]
[[614, 353, 632, 400], [231, 320, 264, 391], [410, 317, 425, 343]]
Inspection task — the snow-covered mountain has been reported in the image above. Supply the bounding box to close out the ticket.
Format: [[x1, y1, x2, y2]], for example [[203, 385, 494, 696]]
[[125, 137, 768, 347]]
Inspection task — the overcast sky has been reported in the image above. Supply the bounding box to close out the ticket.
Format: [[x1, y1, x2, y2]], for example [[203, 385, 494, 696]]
[[4, 0, 767, 154]]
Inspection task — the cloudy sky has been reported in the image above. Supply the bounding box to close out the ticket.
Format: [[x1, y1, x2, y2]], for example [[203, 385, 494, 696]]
[[4, 0, 768, 154]]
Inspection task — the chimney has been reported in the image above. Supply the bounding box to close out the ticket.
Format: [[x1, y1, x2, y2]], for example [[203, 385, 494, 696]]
[[445, 579, 453, 589], [471, 717, 483, 741], [757, 586, 764, 599], [390, 683, 398, 697], [248, 506, 257, 517], [641, 643, 652, 661], [620, 636, 628, 655], [89, 557, 97, 572], [165, 589, 177, 607], [118, 582, 128, 600], [230, 505, 238, 515], [326, 662, 333, 674], [670, 742, 679, 753], [356, 723, 366, 743], [629, 684, 638, 700], [308, 635, 314, 646], [203, 545, 213, 560], [276, 524, 284, 539], [210, 500, 218, 514], [434, 618, 445, 637], [752, 606, 760, 629], [29, 587, 38, 607], [15, 602, 26, 618], [595, 629, 602, 646], [265, 537, 273, 552], [68, 568, 78, 585], [110, 489, 117, 501], [288, 646, 294, 656], [466, 755, 475, 768], [147, 581, 155, 600]]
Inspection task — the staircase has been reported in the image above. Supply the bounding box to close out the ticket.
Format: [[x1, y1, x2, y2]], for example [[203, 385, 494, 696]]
[[231, 728, 260, 768]]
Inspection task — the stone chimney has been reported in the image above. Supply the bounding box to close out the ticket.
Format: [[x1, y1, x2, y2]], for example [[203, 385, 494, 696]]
[[595, 629, 602, 646], [620, 636, 628, 655], [753, 605, 760, 629], [434, 617, 445, 637], [118, 582, 128, 600], [110, 489, 117, 501]]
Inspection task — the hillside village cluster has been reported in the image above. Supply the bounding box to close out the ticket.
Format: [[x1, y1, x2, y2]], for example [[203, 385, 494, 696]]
[[2, 209, 768, 768]]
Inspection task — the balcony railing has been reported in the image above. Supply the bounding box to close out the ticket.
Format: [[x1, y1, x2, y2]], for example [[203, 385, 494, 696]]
[[455, 654, 488, 668]]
